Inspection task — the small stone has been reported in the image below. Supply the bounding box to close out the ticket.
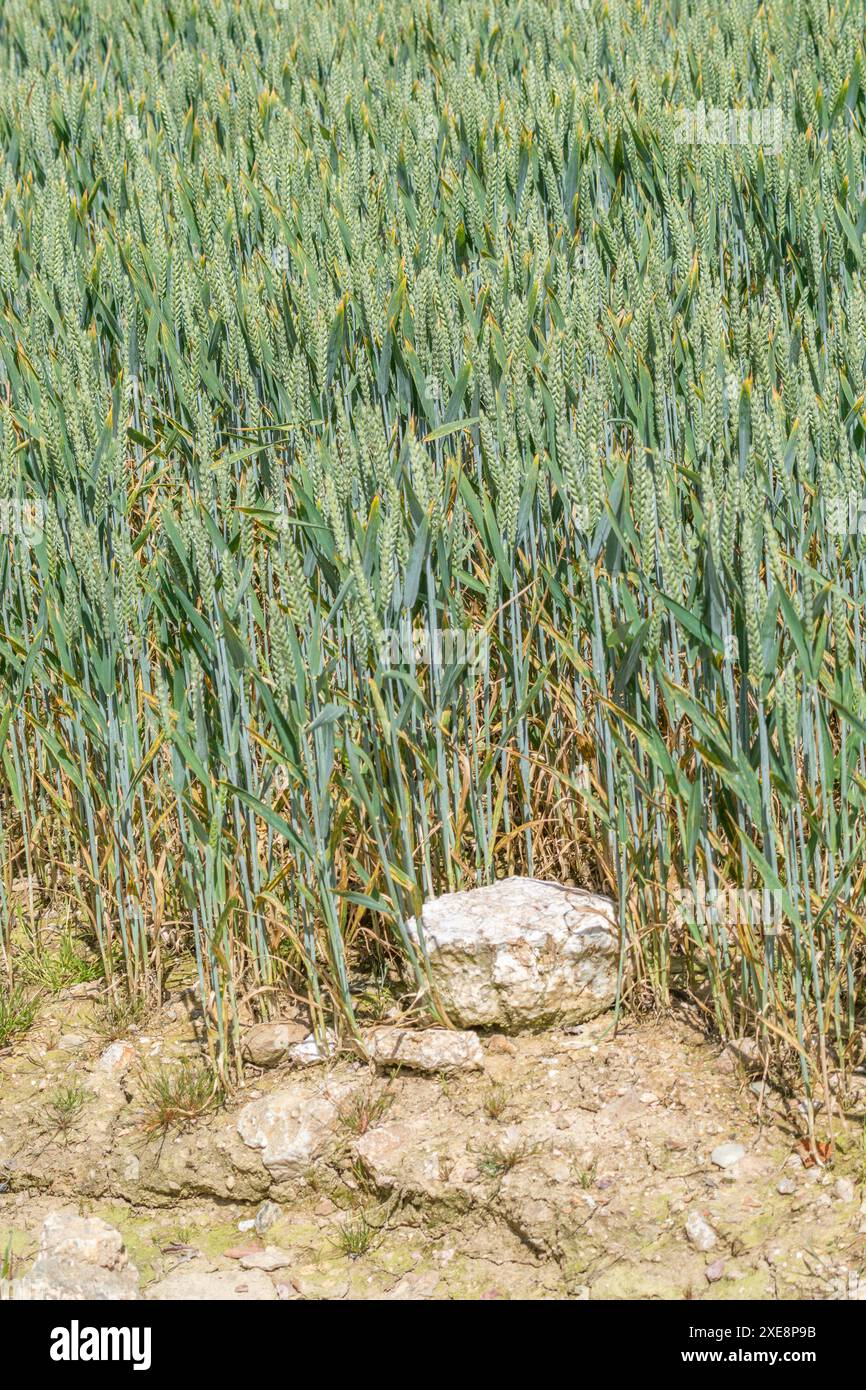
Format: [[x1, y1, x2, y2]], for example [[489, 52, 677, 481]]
[[486, 1035, 517, 1056], [237, 1077, 361, 1179], [290, 1269, 350, 1299], [362, 1025, 483, 1073], [685, 1211, 718, 1252], [254, 1200, 281, 1235], [313, 1198, 336, 1217], [241, 1020, 309, 1068], [705, 1259, 725, 1283], [10, 1257, 138, 1301], [237, 1218, 256, 1232], [711, 1142, 746, 1169], [777, 1177, 797, 1195], [121, 1153, 140, 1183], [834, 1177, 855, 1203], [15, 1214, 140, 1301], [639, 1091, 659, 1105], [65, 981, 101, 999], [288, 1030, 338, 1067], [58, 1033, 87, 1050], [96, 1041, 136, 1074], [239, 1245, 293, 1272], [724, 1037, 766, 1073], [39, 1212, 129, 1271]]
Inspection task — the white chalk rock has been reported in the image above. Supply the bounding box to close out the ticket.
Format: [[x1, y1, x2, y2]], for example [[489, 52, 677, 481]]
[[363, 1025, 483, 1072], [408, 876, 618, 1030], [39, 1212, 130, 1272], [685, 1211, 718, 1252], [236, 1078, 359, 1180]]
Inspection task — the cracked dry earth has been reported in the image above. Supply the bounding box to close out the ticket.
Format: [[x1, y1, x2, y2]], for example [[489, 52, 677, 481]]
[[2, 989, 866, 1300]]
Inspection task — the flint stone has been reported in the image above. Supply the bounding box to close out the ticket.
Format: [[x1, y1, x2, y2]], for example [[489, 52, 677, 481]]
[[241, 1021, 309, 1068], [685, 1211, 718, 1252]]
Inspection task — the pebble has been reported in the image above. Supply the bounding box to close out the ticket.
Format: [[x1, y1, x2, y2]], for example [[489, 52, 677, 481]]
[[96, 1041, 136, 1074], [834, 1177, 855, 1203], [685, 1211, 718, 1252], [254, 1201, 281, 1235], [237, 1218, 256, 1232], [242, 1020, 309, 1068], [288, 1031, 337, 1067], [777, 1177, 797, 1195], [710, 1142, 745, 1169], [705, 1259, 725, 1282], [239, 1246, 293, 1272]]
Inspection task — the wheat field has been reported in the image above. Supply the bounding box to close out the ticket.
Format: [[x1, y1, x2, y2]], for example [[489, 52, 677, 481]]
[[0, 0, 865, 1089]]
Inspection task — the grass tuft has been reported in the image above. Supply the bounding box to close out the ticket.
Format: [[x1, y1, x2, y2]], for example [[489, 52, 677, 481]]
[[337, 1086, 393, 1137], [137, 1062, 221, 1134], [334, 1214, 376, 1259], [43, 1082, 90, 1137], [0, 987, 37, 1048]]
